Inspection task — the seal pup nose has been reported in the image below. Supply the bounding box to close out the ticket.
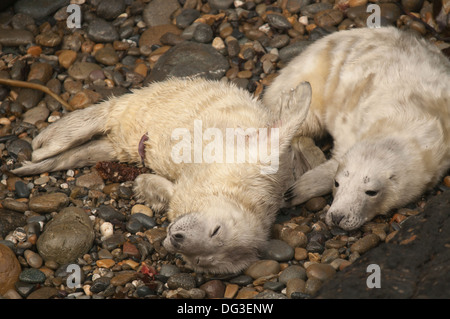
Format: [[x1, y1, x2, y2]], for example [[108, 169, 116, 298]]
[[331, 213, 344, 226]]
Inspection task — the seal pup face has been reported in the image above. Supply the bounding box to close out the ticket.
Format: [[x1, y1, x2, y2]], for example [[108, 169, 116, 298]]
[[163, 200, 264, 274], [326, 140, 401, 230]]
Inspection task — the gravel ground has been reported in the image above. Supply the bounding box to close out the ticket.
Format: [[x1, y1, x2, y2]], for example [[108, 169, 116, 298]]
[[0, 0, 449, 300]]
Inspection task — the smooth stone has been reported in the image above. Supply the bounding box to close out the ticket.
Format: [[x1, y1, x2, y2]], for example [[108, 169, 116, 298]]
[[129, 213, 156, 230], [68, 62, 102, 81], [266, 13, 292, 29], [24, 250, 43, 269], [321, 248, 339, 264], [37, 207, 94, 264], [0, 244, 21, 295], [58, 50, 77, 69], [75, 170, 104, 190], [167, 273, 196, 290], [102, 233, 126, 250], [139, 24, 181, 47], [261, 239, 295, 261], [401, 0, 424, 12], [208, 0, 234, 10], [28, 192, 69, 213], [1, 199, 28, 213], [245, 260, 280, 279], [14, 281, 35, 298], [254, 291, 288, 299], [159, 264, 180, 277], [110, 271, 137, 286], [286, 0, 311, 13], [280, 228, 308, 249], [143, 0, 180, 27], [22, 103, 49, 125], [279, 265, 307, 284], [96, 0, 125, 20], [193, 23, 213, 43], [148, 41, 229, 82], [0, 29, 34, 46], [176, 9, 201, 29], [27, 63, 53, 83], [95, 46, 119, 66], [87, 18, 119, 43], [131, 204, 153, 217], [144, 228, 166, 244], [90, 277, 111, 293], [14, 0, 69, 20], [305, 197, 327, 212], [235, 287, 259, 299], [306, 263, 336, 281], [96, 205, 126, 222], [301, 2, 333, 18], [14, 180, 30, 198], [0, 210, 27, 238], [35, 30, 61, 47], [350, 233, 381, 254], [199, 280, 225, 298], [229, 275, 253, 286], [263, 281, 285, 291], [19, 268, 46, 284], [286, 278, 306, 297], [27, 287, 58, 299]]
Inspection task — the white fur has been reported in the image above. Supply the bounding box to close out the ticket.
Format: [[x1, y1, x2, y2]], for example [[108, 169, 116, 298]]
[[265, 27, 450, 230]]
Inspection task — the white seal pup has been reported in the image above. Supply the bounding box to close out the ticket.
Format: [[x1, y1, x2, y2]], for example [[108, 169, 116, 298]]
[[264, 27, 450, 231], [11, 77, 316, 274]]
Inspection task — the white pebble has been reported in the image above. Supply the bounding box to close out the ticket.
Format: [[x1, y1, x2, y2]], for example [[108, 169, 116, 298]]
[[299, 16, 309, 26], [83, 285, 92, 296], [234, 0, 245, 8], [60, 183, 69, 189], [47, 115, 61, 123], [258, 23, 271, 34], [100, 222, 114, 239], [212, 37, 225, 51], [66, 169, 75, 177]]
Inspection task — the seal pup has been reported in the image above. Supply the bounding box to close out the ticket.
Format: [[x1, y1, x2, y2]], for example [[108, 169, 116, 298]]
[[264, 27, 450, 230]]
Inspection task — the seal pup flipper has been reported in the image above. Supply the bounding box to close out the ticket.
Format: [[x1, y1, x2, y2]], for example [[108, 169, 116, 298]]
[[284, 158, 338, 207], [31, 101, 111, 163], [133, 174, 174, 212], [11, 138, 116, 176]]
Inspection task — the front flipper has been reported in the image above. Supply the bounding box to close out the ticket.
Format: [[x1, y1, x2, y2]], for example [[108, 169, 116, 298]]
[[133, 174, 174, 213]]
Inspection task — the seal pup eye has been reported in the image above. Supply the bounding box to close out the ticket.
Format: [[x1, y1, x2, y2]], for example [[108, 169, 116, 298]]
[[365, 190, 378, 197], [334, 180, 339, 187], [210, 225, 221, 237]]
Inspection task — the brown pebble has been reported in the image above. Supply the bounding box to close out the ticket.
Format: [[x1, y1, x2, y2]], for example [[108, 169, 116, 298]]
[[350, 233, 380, 254], [294, 247, 308, 260], [224, 283, 239, 299], [443, 176, 450, 187], [235, 287, 259, 299], [306, 263, 336, 281], [58, 50, 77, 69], [96, 259, 115, 269], [305, 197, 327, 212]]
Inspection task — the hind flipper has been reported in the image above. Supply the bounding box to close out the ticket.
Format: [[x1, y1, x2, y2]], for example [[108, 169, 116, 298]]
[[11, 138, 116, 176], [31, 102, 111, 163]]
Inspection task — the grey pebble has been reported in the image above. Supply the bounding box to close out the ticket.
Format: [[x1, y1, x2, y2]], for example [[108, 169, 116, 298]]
[[279, 265, 307, 284], [159, 264, 180, 277], [87, 18, 119, 42], [90, 277, 111, 293], [19, 268, 46, 284], [176, 9, 201, 29], [261, 239, 294, 261], [96, 0, 125, 20], [97, 205, 126, 222], [193, 23, 213, 43], [229, 275, 253, 286], [167, 273, 196, 290]]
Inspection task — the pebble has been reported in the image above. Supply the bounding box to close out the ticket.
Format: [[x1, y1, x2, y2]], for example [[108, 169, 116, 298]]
[[286, 278, 306, 297], [266, 13, 292, 30], [224, 283, 239, 299], [159, 264, 180, 277], [100, 222, 113, 239], [139, 24, 182, 48], [22, 103, 50, 125], [110, 271, 137, 286], [36, 30, 61, 47], [199, 280, 225, 298], [27, 62, 53, 83], [14, 180, 31, 198], [245, 260, 280, 279], [306, 263, 336, 282], [87, 18, 120, 43], [350, 233, 381, 254], [14, 0, 69, 20], [0, 244, 21, 295], [143, 0, 180, 27], [305, 197, 328, 212], [1, 198, 28, 213], [176, 9, 201, 29], [58, 50, 77, 69], [36, 207, 95, 264], [19, 268, 46, 284], [95, 45, 119, 66], [261, 239, 295, 261], [75, 170, 105, 189], [167, 273, 196, 290], [24, 250, 43, 268], [96, 205, 126, 222], [279, 265, 307, 284], [68, 62, 102, 81], [96, 0, 125, 20], [236, 287, 259, 299], [28, 192, 69, 213], [0, 29, 34, 46], [27, 287, 58, 299], [131, 204, 153, 217]]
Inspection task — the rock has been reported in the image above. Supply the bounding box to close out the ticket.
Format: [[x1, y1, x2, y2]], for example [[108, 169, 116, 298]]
[[286, 0, 311, 13], [96, 0, 125, 20], [159, 264, 180, 277], [37, 207, 95, 264], [27, 62, 53, 83], [16, 82, 44, 109], [176, 9, 201, 29], [0, 244, 21, 295], [199, 280, 225, 298], [24, 250, 43, 269], [306, 263, 336, 282], [144, 228, 166, 244], [95, 45, 119, 66], [294, 247, 308, 260], [279, 265, 307, 284], [245, 260, 280, 279], [229, 275, 253, 286], [139, 24, 182, 48], [14, 0, 69, 20], [131, 204, 153, 217], [379, 3, 402, 24], [68, 62, 102, 81], [27, 287, 58, 299], [1, 199, 28, 213], [254, 291, 288, 299], [305, 197, 327, 212], [262, 239, 295, 261], [128, 213, 156, 231], [22, 103, 49, 125], [8, 140, 32, 163], [350, 233, 381, 254], [301, 2, 333, 18], [167, 273, 196, 290], [193, 23, 213, 43], [19, 268, 46, 284], [35, 31, 61, 47], [110, 271, 137, 286], [96, 205, 126, 222], [90, 277, 111, 293], [143, 0, 180, 27], [0, 210, 27, 238], [75, 170, 105, 189], [28, 192, 69, 213], [58, 50, 77, 69], [401, 0, 424, 12], [0, 29, 34, 46], [286, 278, 306, 297], [224, 283, 239, 298], [236, 287, 259, 299], [279, 40, 312, 62], [87, 18, 119, 43], [147, 41, 229, 82], [266, 13, 292, 30], [208, 0, 234, 10], [280, 227, 308, 248], [96, 259, 115, 268]]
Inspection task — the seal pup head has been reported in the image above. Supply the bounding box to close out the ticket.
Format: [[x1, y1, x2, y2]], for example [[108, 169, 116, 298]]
[[163, 199, 265, 274], [326, 139, 404, 230]]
